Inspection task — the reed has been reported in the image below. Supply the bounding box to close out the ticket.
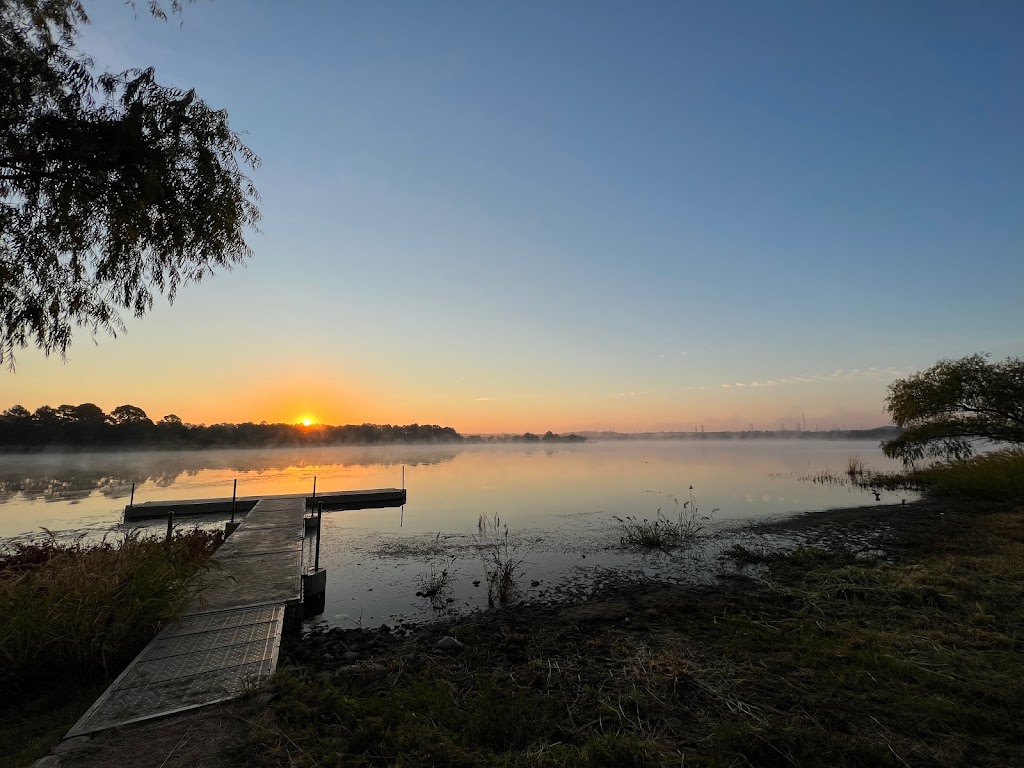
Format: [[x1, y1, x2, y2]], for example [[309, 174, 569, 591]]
[[615, 489, 717, 549], [476, 512, 532, 608]]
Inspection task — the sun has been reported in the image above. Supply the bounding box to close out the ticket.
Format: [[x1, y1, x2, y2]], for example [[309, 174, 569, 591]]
[[301, 418, 313, 427]]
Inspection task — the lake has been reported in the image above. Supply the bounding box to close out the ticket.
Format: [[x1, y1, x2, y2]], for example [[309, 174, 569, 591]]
[[0, 439, 911, 626]]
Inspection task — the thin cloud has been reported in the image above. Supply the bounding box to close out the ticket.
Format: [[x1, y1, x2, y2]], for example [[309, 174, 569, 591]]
[[720, 367, 909, 390]]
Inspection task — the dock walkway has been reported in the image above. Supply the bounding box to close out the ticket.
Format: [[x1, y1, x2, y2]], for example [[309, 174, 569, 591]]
[[66, 497, 306, 737]]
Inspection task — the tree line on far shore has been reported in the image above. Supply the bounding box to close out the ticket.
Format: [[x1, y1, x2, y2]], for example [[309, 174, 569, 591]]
[[0, 404, 587, 450]]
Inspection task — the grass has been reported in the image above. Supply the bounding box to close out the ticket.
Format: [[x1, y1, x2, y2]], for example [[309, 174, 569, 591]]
[[615, 489, 717, 549], [0, 527, 223, 768]]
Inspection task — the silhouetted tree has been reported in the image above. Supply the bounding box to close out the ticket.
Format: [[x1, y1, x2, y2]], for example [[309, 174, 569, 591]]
[[0, 1, 260, 367], [882, 354, 1024, 463], [110, 404, 151, 425]]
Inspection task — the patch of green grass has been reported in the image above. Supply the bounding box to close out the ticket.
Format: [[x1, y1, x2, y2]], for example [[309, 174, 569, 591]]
[[866, 449, 1024, 502], [915, 449, 1024, 501]]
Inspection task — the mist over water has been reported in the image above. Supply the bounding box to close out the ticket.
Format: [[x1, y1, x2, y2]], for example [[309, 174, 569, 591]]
[[0, 440, 913, 624]]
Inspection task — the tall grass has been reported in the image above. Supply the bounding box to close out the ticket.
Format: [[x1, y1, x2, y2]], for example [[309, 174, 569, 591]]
[[0, 527, 222, 696], [914, 449, 1024, 501]]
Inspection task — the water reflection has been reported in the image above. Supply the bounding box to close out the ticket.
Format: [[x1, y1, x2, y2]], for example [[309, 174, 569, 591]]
[[1, 441, 910, 544], [0, 446, 460, 506]]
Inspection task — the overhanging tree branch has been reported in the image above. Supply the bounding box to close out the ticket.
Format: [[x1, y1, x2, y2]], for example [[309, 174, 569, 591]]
[[0, 0, 260, 369]]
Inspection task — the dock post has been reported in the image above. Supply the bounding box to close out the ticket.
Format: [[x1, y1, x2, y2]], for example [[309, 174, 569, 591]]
[[311, 476, 317, 511], [129, 482, 135, 510], [231, 479, 237, 523], [314, 501, 323, 572], [302, 500, 327, 617], [165, 511, 174, 544]]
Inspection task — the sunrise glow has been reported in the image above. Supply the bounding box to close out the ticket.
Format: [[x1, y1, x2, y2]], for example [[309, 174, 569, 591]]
[[300, 417, 314, 427]]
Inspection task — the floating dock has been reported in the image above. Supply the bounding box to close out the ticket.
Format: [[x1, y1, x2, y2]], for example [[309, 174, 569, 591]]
[[67, 486, 406, 738], [123, 488, 406, 520]]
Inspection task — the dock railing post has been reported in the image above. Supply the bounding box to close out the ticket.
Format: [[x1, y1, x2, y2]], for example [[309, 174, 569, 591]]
[[311, 475, 317, 511], [129, 482, 135, 510], [231, 479, 237, 523], [314, 501, 323, 572], [166, 511, 174, 545]]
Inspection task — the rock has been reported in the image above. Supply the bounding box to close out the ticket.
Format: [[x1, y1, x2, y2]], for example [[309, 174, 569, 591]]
[[362, 663, 388, 681], [379, 623, 391, 632], [530, 580, 540, 587], [472, 580, 481, 587], [321, 653, 334, 662], [623, 616, 631, 625], [333, 665, 360, 680], [434, 636, 464, 653], [32, 756, 61, 768], [343, 650, 361, 662]]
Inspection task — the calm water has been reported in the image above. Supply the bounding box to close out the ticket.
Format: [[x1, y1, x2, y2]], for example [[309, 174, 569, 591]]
[[0, 440, 910, 625]]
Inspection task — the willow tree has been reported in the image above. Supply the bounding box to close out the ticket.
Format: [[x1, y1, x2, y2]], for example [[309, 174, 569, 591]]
[[0, 0, 260, 368], [882, 354, 1024, 464]]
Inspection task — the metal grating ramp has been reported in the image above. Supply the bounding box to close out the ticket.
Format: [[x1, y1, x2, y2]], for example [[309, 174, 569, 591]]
[[66, 604, 284, 737]]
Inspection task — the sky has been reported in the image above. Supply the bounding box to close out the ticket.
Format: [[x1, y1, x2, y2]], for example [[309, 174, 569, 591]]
[[4, 1, 1022, 433]]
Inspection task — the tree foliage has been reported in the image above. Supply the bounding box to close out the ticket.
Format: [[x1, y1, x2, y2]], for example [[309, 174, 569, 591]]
[[882, 354, 1024, 464], [0, 0, 260, 367]]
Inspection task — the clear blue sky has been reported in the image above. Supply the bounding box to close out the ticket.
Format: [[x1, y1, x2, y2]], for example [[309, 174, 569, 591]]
[[7, 1, 1023, 431]]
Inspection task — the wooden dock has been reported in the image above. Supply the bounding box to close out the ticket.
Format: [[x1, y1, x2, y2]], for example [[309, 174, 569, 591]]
[[67, 494, 315, 737], [124, 488, 406, 520]]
